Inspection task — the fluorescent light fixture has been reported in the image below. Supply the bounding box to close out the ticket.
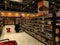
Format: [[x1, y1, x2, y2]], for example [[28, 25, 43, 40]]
[[10, 0, 23, 3]]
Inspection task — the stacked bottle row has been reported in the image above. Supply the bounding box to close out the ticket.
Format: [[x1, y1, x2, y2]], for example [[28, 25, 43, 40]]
[[55, 14, 60, 45]]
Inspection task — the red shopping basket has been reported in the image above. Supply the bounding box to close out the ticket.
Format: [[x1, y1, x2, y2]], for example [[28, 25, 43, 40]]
[[0, 39, 18, 45], [6, 28, 10, 32]]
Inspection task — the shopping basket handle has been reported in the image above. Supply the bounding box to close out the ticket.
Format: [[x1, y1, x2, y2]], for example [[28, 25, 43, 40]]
[[0, 39, 9, 42]]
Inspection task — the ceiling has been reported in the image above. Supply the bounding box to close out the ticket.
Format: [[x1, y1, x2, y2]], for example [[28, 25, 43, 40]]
[[0, 0, 37, 13], [0, 0, 59, 13]]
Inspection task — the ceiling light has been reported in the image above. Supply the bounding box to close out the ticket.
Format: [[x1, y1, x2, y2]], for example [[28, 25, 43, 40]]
[[52, 2, 54, 4], [21, 13, 25, 17], [1, 12, 4, 16], [8, 13, 12, 16], [27, 5, 29, 6], [27, 14, 29, 15], [23, 8, 25, 10], [32, 1, 34, 3], [4, 1, 7, 3], [21, 13, 24, 15], [15, 13, 19, 16], [32, 15, 35, 17]]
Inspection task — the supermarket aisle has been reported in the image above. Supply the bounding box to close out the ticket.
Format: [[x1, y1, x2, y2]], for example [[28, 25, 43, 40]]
[[1, 25, 44, 45]]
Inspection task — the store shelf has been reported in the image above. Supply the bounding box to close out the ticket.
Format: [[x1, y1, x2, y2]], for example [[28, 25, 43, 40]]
[[21, 13, 54, 45], [0, 17, 3, 36], [22, 26, 49, 45], [46, 29, 52, 32], [22, 24, 53, 45], [37, 32, 52, 41]]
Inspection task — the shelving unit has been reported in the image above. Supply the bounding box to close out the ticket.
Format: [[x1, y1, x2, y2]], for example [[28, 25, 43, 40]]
[[4, 17, 15, 25], [21, 0, 60, 44], [0, 5, 58, 45], [0, 0, 59, 45], [55, 12, 60, 45], [0, 17, 3, 36], [21, 14, 53, 45], [49, 0, 60, 45]]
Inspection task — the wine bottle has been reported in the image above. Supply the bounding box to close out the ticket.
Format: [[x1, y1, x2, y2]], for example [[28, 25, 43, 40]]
[[55, 28, 59, 34], [55, 37, 59, 42]]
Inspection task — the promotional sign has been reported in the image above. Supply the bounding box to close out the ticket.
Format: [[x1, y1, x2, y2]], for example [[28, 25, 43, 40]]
[[38, 1, 43, 16], [38, 1, 49, 16]]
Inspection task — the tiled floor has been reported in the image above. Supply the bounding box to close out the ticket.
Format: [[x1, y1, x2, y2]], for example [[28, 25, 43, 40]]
[[0, 25, 44, 45]]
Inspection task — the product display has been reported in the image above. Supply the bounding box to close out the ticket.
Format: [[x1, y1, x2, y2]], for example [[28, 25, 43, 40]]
[[21, 13, 53, 45], [4, 17, 15, 25]]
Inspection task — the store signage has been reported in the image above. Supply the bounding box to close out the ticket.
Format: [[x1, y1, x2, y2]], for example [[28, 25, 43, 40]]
[[38, 1, 43, 16], [38, 1, 49, 16]]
